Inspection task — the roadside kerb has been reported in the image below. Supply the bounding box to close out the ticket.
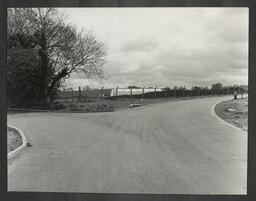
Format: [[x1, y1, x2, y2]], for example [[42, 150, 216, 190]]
[[8, 125, 27, 160]]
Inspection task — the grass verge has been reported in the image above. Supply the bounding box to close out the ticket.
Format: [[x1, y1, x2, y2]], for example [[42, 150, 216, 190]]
[[61, 96, 211, 112], [8, 95, 227, 113], [7, 127, 23, 153], [215, 98, 248, 131]]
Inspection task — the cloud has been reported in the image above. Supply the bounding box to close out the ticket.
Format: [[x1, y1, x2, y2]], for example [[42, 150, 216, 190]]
[[61, 8, 248, 89], [120, 37, 157, 52]]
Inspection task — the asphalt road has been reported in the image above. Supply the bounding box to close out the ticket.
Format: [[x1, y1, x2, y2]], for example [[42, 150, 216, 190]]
[[8, 96, 247, 194]]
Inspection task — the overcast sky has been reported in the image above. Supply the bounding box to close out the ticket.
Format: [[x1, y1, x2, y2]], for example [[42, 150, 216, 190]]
[[59, 8, 248, 89]]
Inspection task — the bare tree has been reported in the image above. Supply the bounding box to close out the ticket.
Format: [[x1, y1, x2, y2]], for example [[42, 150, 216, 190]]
[[8, 8, 107, 106]]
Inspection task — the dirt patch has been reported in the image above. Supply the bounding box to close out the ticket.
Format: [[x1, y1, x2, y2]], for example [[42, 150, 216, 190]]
[[215, 98, 248, 131], [8, 127, 23, 153]]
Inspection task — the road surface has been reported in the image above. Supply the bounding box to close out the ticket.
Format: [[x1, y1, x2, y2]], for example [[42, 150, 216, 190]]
[[8, 96, 247, 194]]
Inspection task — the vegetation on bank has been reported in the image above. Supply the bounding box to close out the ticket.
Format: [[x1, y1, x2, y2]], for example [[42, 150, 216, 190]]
[[41, 95, 225, 113], [215, 98, 248, 131], [7, 127, 23, 153]]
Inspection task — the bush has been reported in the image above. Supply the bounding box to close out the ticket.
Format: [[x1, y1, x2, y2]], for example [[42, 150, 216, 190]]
[[48, 101, 65, 110]]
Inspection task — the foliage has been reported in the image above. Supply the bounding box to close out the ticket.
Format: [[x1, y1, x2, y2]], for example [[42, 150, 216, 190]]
[[7, 8, 107, 107], [211, 83, 223, 90], [7, 48, 41, 107], [162, 87, 171, 91], [128, 86, 140, 89]]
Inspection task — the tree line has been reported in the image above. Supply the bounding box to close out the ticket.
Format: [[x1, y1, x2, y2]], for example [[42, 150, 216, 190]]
[[125, 83, 247, 99]]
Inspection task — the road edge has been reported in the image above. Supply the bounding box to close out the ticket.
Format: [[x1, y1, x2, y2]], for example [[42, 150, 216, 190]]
[[8, 125, 27, 160], [210, 99, 247, 134]]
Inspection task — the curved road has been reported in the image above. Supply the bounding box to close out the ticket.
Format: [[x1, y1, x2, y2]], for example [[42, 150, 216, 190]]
[[8, 96, 247, 194]]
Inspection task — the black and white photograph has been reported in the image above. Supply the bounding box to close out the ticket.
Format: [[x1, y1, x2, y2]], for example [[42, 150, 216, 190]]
[[7, 7, 248, 194]]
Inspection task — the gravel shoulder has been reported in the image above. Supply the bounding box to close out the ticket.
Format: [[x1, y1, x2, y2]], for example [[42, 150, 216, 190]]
[[7, 127, 23, 153], [215, 98, 248, 131]]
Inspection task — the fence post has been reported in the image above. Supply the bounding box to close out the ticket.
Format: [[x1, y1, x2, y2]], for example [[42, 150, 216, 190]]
[[71, 88, 73, 102], [64, 89, 67, 102], [130, 88, 133, 99], [79, 86, 82, 102], [101, 86, 104, 101], [226, 87, 230, 95], [234, 90, 237, 100], [76, 86, 81, 103], [142, 86, 145, 99], [116, 86, 119, 99], [154, 86, 157, 98]]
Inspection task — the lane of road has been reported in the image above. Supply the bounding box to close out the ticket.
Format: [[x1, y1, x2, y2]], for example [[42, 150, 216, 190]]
[[7, 96, 247, 194]]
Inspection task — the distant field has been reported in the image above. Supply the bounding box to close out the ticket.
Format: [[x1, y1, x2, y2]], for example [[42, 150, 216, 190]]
[[8, 95, 234, 113], [215, 98, 248, 131], [62, 96, 212, 112]]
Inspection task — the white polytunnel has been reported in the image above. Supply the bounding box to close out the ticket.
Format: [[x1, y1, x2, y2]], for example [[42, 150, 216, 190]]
[[110, 88, 163, 97]]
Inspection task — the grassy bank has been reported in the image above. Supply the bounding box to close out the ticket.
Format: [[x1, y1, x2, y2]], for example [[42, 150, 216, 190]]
[[8, 95, 227, 113], [61, 96, 213, 112], [215, 98, 248, 131]]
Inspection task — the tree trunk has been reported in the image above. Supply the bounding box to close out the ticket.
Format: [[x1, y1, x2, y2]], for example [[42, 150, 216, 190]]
[[47, 68, 68, 99], [38, 32, 48, 106]]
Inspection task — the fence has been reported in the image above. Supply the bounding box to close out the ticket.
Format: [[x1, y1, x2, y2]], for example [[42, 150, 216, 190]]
[[56, 86, 248, 103], [56, 87, 112, 103], [110, 87, 162, 97]]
